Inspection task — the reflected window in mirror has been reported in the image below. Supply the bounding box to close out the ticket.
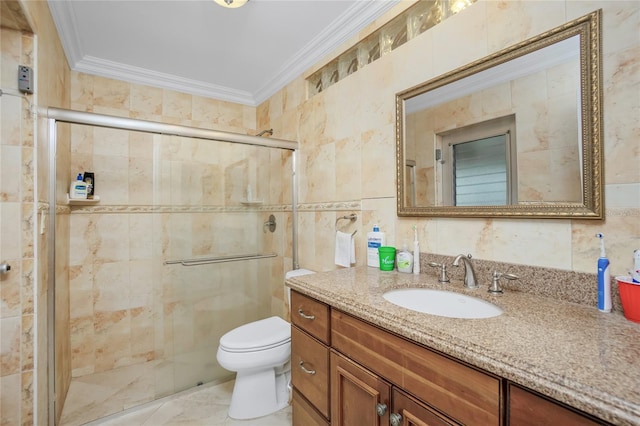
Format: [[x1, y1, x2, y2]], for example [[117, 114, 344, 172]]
[[438, 115, 517, 206]]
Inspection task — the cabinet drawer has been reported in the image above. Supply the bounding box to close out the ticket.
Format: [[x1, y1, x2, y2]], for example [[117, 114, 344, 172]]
[[508, 384, 603, 426], [392, 388, 457, 426], [292, 389, 329, 426], [331, 310, 501, 426], [291, 290, 330, 344], [292, 325, 330, 418]]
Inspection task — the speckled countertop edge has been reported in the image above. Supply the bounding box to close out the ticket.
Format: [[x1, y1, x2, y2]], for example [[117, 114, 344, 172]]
[[286, 267, 640, 426]]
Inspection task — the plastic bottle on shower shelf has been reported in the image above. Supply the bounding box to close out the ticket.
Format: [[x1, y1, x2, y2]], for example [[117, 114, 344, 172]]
[[69, 173, 88, 199], [367, 225, 386, 267]]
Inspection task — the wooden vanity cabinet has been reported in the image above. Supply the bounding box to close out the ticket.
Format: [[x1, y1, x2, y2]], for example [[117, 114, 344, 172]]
[[331, 309, 501, 425], [290, 291, 331, 422], [290, 291, 609, 426], [508, 383, 603, 426]]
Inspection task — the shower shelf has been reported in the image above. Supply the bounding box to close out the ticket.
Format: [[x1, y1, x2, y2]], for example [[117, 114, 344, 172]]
[[241, 200, 263, 206], [66, 194, 100, 205]]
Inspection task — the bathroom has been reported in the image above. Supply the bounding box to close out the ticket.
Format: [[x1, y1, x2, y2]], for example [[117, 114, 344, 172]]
[[0, 0, 638, 425]]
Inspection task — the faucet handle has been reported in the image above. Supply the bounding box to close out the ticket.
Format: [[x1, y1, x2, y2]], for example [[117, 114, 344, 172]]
[[488, 271, 518, 294], [428, 262, 450, 283]]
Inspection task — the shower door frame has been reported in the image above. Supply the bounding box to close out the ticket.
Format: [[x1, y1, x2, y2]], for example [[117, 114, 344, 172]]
[[46, 107, 299, 425]]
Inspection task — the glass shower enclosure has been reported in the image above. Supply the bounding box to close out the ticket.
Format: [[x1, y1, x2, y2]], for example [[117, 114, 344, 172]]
[[47, 108, 298, 424]]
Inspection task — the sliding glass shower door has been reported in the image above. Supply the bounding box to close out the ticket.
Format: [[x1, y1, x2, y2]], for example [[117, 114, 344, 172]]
[[55, 118, 294, 424]]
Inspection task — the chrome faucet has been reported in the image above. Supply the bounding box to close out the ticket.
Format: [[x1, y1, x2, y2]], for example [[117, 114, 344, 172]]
[[453, 254, 479, 289]]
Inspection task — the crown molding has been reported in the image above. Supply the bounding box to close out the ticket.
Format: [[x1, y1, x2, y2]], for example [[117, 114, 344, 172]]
[[49, 0, 400, 106], [48, 0, 83, 68], [75, 55, 256, 105], [252, 0, 400, 105]]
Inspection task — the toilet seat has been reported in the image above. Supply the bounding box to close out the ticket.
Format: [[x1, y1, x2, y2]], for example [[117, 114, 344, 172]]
[[219, 316, 290, 353]]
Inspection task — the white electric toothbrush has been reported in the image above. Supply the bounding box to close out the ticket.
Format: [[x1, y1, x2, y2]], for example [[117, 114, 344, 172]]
[[413, 225, 420, 274]]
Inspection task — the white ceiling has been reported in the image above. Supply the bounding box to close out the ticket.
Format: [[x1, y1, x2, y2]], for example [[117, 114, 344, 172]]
[[48, 0, 399, 106]]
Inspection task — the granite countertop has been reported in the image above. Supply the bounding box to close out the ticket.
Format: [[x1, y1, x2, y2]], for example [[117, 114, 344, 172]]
[[286, 267, 640, 426]]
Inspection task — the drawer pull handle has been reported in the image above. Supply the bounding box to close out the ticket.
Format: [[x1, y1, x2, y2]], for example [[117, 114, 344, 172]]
[[297, 309, 315, 320], [390, 413, 402, 426], [376, 403, 387, 417], [299, 361, 316, 375]]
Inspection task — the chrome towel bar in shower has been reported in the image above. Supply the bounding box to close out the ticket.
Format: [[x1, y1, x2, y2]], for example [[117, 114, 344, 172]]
[[164, 253, 277, 266]]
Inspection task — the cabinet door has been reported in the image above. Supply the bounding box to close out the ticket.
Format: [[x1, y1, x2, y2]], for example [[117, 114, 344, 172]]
[[509, 384, 602, 426], [331, 350, 391, 426], [391, 388, 457, 426]]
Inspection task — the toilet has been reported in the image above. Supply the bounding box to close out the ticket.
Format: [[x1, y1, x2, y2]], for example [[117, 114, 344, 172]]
[[216, 268, 315, 419]]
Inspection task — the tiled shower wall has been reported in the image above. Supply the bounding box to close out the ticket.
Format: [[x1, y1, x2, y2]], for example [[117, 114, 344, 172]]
[[2, 1, 72, 424], [258, 0, 639, 278], [65, 74, 293, 396], [0, 26, 36, 426]]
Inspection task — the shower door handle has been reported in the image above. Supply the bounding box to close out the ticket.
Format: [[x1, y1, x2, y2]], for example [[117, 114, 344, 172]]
[[0, 263, 11, 274]]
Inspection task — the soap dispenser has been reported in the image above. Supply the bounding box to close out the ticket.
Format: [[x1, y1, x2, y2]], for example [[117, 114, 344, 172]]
[[396, 242, 414, 273]]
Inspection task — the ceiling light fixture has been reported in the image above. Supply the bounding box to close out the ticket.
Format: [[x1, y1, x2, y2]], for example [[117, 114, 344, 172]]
[[214, 0, 249, 8]]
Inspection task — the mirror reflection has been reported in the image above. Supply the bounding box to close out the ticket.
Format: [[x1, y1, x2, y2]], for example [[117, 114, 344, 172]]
[[396, 10, 603, 219]]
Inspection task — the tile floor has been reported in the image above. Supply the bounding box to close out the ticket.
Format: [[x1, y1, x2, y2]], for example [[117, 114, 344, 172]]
[[61, 379, 291, 426]]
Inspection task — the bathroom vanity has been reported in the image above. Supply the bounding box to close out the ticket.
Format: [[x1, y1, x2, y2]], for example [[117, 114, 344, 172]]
[[287, 267, 640, 426]]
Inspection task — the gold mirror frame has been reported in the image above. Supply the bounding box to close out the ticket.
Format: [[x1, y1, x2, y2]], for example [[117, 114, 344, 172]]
[[396, 10, 603, 219]]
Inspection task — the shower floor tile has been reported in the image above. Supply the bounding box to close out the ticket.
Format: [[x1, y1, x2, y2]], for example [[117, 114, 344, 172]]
[[61, 376, 291, 426]]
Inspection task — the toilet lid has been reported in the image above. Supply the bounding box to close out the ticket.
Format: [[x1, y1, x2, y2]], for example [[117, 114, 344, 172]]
[[219, 316, 290, 352]]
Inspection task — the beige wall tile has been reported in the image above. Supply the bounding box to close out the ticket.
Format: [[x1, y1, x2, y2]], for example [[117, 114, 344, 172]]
[[493, 219, 572, 269], [21, 314, 34, 371], [0, 261, 21, 318], [1, 146, 21, 202], [21, 370, 34, 425], [602, 46, 640, 185], [0, 373, 20, 425], [361, 126, 395, 199], [162, 90, 192, 121], [93, 76, 131, 111], [131, 85, 163, 118], [485, 0, 566, 52], [0, 95, 21, 147], [0, 316, 20, 375], [432, 1, 487, 74]]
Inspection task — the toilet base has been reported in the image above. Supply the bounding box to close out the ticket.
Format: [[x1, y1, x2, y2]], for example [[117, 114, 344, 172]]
[[228, 366, 291, 419]]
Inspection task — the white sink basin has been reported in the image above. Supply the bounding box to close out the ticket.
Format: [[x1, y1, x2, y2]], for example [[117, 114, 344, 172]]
[[383, 288, 503, 319]]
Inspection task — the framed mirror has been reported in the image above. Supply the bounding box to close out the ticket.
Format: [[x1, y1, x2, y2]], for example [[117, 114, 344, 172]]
[[396, 10, 603, 219]]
